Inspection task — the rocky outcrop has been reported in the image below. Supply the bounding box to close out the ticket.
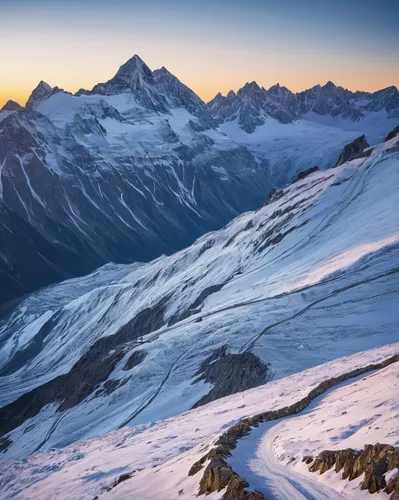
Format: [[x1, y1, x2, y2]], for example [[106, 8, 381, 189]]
[[107, 472, 133, 492], [123, 350, 147, 371], [335, 135, 369, 167], [308, 444, 399, 497], [294, 166, 319, 182], [188, 354, 399, 499], [191, 346, 268, 408], [1, 100, 24, 112], [198, 458, 264, 500], [384, 125, 399, 142]]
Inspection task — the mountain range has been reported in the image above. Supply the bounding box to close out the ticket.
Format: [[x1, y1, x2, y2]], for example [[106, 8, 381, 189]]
[[1, 55, 398, 305], [209, 80, 399, 133]]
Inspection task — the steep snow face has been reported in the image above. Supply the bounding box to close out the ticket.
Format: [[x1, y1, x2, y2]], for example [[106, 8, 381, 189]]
[[0, 345, 397, 499], [0, 135, 397, 461], [210, 81, 399, 143]]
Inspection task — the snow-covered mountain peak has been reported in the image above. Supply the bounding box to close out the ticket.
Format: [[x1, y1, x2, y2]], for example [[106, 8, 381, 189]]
[[322, 80, 337, 90], [239, 80, 264, 95], [115, 54, 153, 81], [90, 54, 154, 95], [0, 99, 24, 112], [25, 80, 53, 110], [211, 79, 399, 135], [268, 82, 290, 93]]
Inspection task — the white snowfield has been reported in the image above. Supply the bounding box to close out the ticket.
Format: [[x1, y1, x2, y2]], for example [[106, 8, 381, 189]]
[[0, 135, 398, 462], [0, 344, 397, 499]]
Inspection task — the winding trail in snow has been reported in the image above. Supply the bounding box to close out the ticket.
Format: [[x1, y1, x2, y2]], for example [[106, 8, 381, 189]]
[[227, 369, 391, 500], [239, 265, 399, 353]]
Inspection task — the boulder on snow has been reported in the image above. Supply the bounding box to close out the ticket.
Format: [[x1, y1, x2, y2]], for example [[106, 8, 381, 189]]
[[334, 135, 370, 167], [384, 125, 399, 142]]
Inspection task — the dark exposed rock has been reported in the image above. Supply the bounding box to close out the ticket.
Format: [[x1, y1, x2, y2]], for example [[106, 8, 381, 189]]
[[0, 436, 12, 452], [294, 166, 319, 182], [335, 135, 369, 167], [189, 355, 399, 498], [1, 100, 24, 112], [0, 311, 61, 376], [25, 81, 53, 110], [309, 449, 339, 474], [224, 475, 265, 500], [199, 456, 234, 494], [123, 350, 147, 371], [168, 283, 226, 326], [191, 346, 268, 408], [107, 472, 133, 492], [190, 284, 226, 310], [384, 125, 399, 142], [386, 476, 399, 499], [307, 444, 398, 496], [261, 188, 285, 208], [0, 298, 168, 437], [94, 378, 129, 398]]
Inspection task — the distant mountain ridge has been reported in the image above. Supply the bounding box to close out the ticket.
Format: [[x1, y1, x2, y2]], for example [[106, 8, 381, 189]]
[[208, 80, 399, 133]]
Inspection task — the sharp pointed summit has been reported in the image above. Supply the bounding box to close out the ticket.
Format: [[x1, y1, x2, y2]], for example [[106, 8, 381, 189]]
[[25, 80, 53, 110], [116, 54, 153, 79], [1, 100, 24, 112], [91, 54, 154, 95]]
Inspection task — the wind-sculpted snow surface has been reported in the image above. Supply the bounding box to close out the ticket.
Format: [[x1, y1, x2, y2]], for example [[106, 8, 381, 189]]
[[0, 345, 397, 499], [0, 135, 397, 462]]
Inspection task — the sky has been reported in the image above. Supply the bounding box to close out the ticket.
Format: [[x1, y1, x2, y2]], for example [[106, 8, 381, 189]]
[[1, 0, 398, 107]]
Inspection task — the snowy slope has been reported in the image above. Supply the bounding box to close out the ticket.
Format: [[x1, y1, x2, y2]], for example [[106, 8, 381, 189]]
[[0, 134, 397, 462], [219, 118, 360, 185], [0, 344, 397, 499]]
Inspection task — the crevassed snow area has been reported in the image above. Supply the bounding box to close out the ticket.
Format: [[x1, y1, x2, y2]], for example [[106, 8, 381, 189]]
[[0, 136, 398, 461], [0, 344, 397, 499], [228, 362, 399, 500]]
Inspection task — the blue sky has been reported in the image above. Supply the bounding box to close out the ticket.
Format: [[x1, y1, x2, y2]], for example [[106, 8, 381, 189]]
[[1, 0, 398, 106]]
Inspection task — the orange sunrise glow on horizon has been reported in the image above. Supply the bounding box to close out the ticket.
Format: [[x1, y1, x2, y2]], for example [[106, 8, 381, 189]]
[[1, 0, 398, 108]]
